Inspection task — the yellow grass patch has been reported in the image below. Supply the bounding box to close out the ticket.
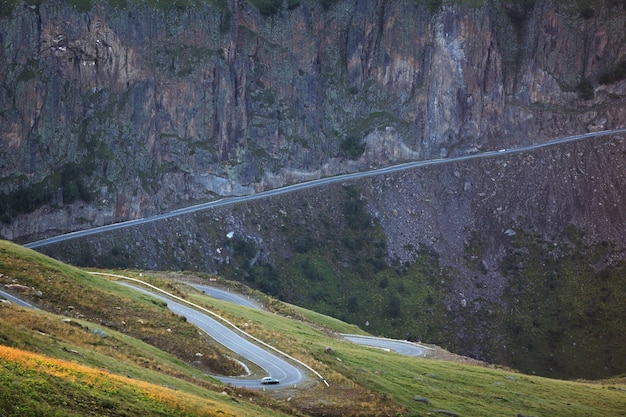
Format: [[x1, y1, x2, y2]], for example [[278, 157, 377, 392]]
[[0, 344, 239, 416]]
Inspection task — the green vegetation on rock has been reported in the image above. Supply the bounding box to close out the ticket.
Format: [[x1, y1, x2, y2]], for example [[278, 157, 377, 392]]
[[218, 185, 450, 343], [247, 0, 300, 16], [0, 163, 94, 224], [501, 227, 626, 379], [599, 60, 626, 85]]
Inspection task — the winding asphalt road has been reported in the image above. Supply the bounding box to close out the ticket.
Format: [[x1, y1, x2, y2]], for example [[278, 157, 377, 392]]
[[192, 283, 433, 357], [117, 282, 306, 389], [0, 279, 309, 389], [23, 129, 626, 249]]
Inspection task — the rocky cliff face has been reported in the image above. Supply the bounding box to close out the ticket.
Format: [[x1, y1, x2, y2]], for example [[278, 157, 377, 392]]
[[2, 0, 625, 239], [2, 0, 626, 379]]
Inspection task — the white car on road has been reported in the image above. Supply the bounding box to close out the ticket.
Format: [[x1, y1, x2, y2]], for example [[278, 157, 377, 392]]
[[261, 376, 280, 385]]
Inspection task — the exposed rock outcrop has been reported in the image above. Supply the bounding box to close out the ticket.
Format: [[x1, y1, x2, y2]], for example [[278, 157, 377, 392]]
[[1, 0, 625, 240]]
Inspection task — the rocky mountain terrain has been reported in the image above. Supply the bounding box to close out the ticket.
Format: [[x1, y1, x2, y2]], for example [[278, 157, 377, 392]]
[[2, 0, 626, 379]]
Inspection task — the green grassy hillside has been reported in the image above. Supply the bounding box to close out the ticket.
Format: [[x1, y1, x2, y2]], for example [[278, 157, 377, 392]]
[[1, 240, 625, 417]]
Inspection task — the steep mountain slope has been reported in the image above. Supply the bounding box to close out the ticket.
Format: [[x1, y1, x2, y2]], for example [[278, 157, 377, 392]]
[[37, 133, 626, 380], [2, 0, 626, 380], [2, 240, 626, 417]]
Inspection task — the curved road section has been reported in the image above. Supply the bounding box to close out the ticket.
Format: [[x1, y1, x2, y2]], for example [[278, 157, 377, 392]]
[[24, 129, 626, 249], [0, 280, 308, 389], [116, 282, 306, 389], [341, 334, 431, 357], [192, 283, 432, 358], [191, 284, 261, 310]]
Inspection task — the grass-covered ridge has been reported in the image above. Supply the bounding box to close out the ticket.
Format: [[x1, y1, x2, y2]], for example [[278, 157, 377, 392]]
[[1, 239, 626, 416], [0, 241, 244, 377], [0, 345, 253, 417]]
